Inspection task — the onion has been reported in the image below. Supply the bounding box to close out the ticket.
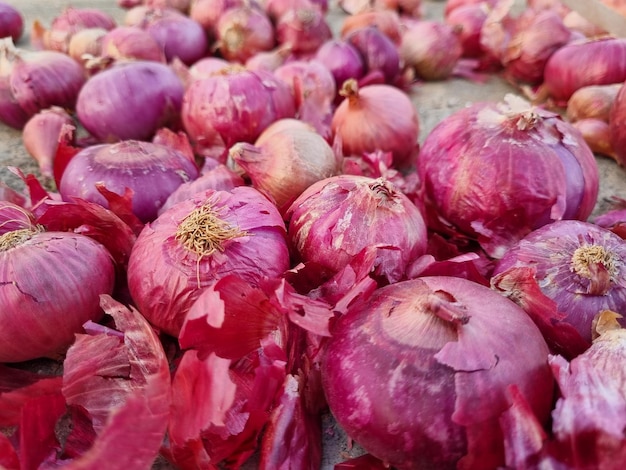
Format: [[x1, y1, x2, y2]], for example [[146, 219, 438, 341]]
[[444, 3, 489, 58], [0, 1, 24, 43], [607, 81, 626, 166], [58, 140, 199, 223], [566, 83, 621, 123], [0, 226, 115, 362], [67, 27, 107, 64], [0, 39, 86, 130], [542, 37, 626, 105], [345, 26, 401, 84], [76, 60, 184, 143], [0, 201, 36, 234], [572, 118, 617, 161], [492, 220, 626, 358], [187, 56, 230, 80], [314, 39, 365, 91], [265, 0, 328, 20], [22, 107, 74, 178], [275, 6, 332, 54], [245, 46, 291, 72], [119, 0, 191, 10], [322, 275, 554, 469], [181, 65, 296, 160], [285, 175, 428, 284], [400, 20, 463, 81], [562, 10, 607, 37], [215, 6, 275, 63], [100, 26, 167, 63], [128, 7, 208, 65], [340, 9, 403, 45], [31, 6, 117, 53], [417, 94, 600, 259], [331, 79, 419, 170], [189, 0, 247, 39], [229, 125, 340, 213], [127, 186, 290, 336]]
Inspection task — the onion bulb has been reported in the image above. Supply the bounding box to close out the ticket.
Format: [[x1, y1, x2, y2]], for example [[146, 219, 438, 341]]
[[215, 6, 275, 63], [567, 83, 621, 123], [0, 2, 24, 43]]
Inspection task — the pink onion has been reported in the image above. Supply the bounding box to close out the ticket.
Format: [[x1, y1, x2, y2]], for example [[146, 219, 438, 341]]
[[127, 186, 290, 336], [187, 56, 230, 80], [542, 37, 626, 105], [58, 140, 199, 223], [400, 20, 463, 81], [345, 26, 401, 84], [0, 1, 24, 43], [275, 6, 332, 54], [417, 94, 599, 259], [215, 6, 275, 63], [331, 79, 419, 170], [31, 6, 116, 53], [181, 65, 296, 160], [76, 60, 184, 143], [0, 39, 86, 129], [229, 124, 340, 213], [285, 175, 428, 284], [445, 0, 498, 16], [572, 118, 617, 161], [265, 0, 328, 20], [119, 0, 191, 11], [0, 227, 115, 362], [322, 275, 554, 469], [189, 0, 247, 34], [314, 39, 365, 91], [444, 3, 489, 58], [22, 107, 74, 178], [492, 220, 626, 358], [100, 25, 167, 63], [607, 81, 626, 166], [567, 83, 621, 123], [66, 27, 107, 64], [340, 9, 403, 45]]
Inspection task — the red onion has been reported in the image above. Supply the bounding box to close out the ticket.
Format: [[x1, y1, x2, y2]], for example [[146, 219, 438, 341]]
[[345, 26, 401, 84], [100, 25, 167, 63], [417, 94, 600, 259], [229, 125, 340, 213], [322, 275, 554, 469], [181, 65, 296, 160], [492, 220, 626, 358], [76, 60, 184, 143], [542, 37, 626, 105], [0, 1, 24, 43], [608, 81, 626, 166], [22, 107, 74, 178], [445, 0, 498, 16], [285, 175, 427, 284], [58, 140, 199, 223], [314, 39, 365, 91], [119, 0, 191, 11], [572, 118, 617, 161], [67, 27, 107, 64], [215, 6, 275, 63], [31, 6, 116, 54], [444, 3, 489, 58], [340, 9, 403, 45], [0, 227, 115, 362], [331, 79, 419, 170], [128, 7, 208, 65], [264, 0, 328, 20], [400, 20, 463, 81], [0, 39, 86, 129], [127, 186, 291, 336], [275, 6, 332, 54], [245, 46, 291, 72], [187, 56, 230, 80], [567, 83, 621, 123]]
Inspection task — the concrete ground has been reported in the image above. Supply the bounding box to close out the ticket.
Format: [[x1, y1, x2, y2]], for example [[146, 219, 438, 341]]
[[2, 0, 626, 468]]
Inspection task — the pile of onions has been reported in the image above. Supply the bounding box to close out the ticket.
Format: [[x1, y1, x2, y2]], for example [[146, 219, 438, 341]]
[[331, 79, 419, 170], [0, 1, 24, 42], [127, 186, 290, 336], [0, 38, 86, 129], [285, 174, 428, 284], [417, 94, 599, 259], [491, 220, 626, 358], [0, 222, 115, 362], [58, 140, 199, 223], [322, 276, 554, 469], [76, 60, 185, 142]]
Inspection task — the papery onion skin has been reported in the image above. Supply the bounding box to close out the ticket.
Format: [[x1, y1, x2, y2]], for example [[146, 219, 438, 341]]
[[322, 276, 554, 470], [0, 230, 115, 363], [0, 2, 24, 43], [0, 201, 36, 235], [417, 94, 599, 259], [58, 140, 199, 223], [127, 186, 290, 337], [331, 79, 419, 170], [76, 60, 184, 143], [492, 220, 626, 345], [285, 175, 427, 284]]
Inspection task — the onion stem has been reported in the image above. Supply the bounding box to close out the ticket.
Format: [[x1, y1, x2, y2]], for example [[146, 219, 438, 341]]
[[571, 245, 616, 278]]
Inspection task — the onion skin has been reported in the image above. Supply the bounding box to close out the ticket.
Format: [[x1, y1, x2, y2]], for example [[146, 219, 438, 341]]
[[215, 6, 275, 63], [322, 276, 554, 469], [417, 94, 599, 259], [572, 118, 617, 161], [567, 83, 621, 123], [285, 175, 428, 284], [340, 9, 403, 45], [127, 186, 290, 337], [0, 2, 24, 43], [0, 201, 36, 234], [58, 140, 199, 223], [608, 81, 626, 166], [101, 26, 167, 63], [275, 7, 332, 54], [76, 60, 184, 143], [0, 230, 115, 363]]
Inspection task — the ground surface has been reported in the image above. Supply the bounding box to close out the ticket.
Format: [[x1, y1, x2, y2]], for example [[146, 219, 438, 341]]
[[2, 0, 626, 468]]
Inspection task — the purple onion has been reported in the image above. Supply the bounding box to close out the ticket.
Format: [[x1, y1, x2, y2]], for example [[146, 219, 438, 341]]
[[275, 6, 332, 54], [58, 140, 199, 222], [0, 1, 24, 43], [215, 6, 275, 63], [101, 26, 166, 63], [76, 60, 184, 143], [315, 39, 365, 89], [345, 26, 401, 84]]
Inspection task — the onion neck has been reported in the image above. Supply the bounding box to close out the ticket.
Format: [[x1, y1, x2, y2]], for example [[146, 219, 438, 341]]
[[0, 226, 44, 251], [339, 78, 360, 107], [571, 245, 616, 295]]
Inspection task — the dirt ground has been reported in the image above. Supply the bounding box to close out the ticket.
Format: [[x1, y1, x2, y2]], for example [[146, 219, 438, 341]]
[[2, 0, 626, 468]]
